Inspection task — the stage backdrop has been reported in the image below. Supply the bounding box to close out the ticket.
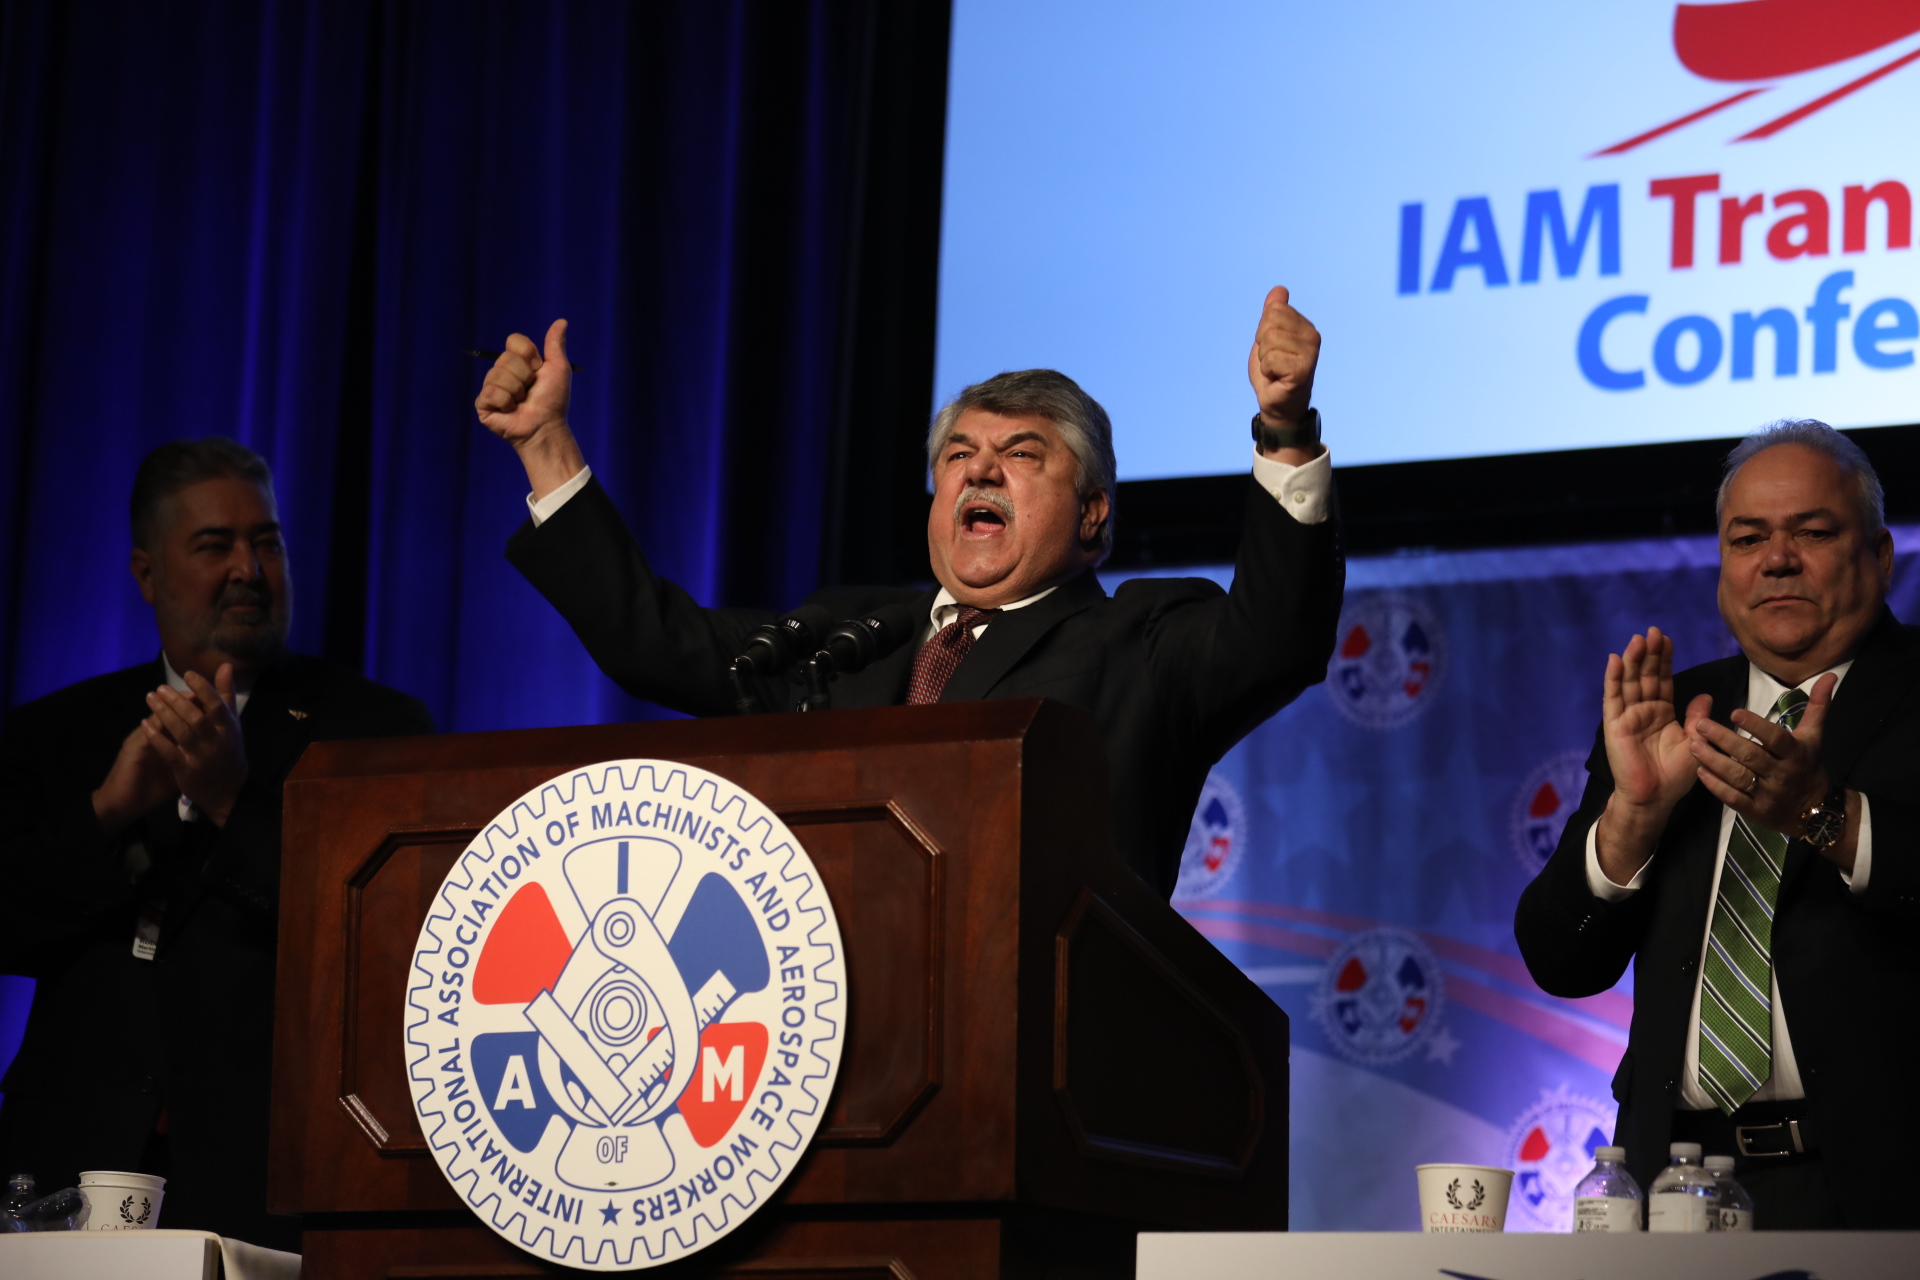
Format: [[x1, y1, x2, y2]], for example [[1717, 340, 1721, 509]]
[[1133, 523, 1920, 1231]]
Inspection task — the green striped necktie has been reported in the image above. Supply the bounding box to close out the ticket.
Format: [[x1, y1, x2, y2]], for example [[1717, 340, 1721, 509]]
[[1696, 686, 1810, 1115]]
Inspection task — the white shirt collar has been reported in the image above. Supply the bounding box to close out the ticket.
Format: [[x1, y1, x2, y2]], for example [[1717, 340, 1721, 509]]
[[928, 584, 1058, 638], [1744, 657, 1852, 719]]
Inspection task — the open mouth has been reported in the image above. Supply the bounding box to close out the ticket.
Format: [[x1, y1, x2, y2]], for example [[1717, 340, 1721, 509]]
[[954, 488, 1013, 539], [961, 503, 1007, 537]]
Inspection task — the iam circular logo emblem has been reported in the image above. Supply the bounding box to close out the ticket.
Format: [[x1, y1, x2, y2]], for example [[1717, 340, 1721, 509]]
[[405, 761, 846, 1270], [1509, 750, 1592, 876], [1313, 927, 1445, 1065], [1503, 1085, 1617, 1233], [1327, 595, 1445, 729], [1171, 773, 1247, 904]]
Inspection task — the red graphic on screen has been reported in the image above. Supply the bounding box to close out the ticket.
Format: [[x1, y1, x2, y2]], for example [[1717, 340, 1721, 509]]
[[1594, 1, 1920, 154], [472, 883, 574, 1004], [1677, 0, 1920, 80], [1529, 782, 1562, 819], [1340, 625, 1372, 660], [1518, 1125, 1553, 1162]]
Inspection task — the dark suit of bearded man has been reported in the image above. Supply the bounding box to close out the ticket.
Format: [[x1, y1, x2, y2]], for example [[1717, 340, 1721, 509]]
[[0, 440, 433, 1250], [475, 289, 1343, 895], [1517, 423, 1919, 1229]]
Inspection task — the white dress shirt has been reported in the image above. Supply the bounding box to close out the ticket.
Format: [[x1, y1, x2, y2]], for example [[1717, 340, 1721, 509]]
[[1583, 660, 1872, 1108]]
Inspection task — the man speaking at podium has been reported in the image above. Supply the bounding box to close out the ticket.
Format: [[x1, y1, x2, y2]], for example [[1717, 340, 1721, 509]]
[[478, 289, 1342, 896]]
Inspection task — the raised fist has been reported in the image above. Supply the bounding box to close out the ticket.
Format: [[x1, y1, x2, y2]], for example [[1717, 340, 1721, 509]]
[[476, 319, 572, 448], [1247, 286, 1320, 430]]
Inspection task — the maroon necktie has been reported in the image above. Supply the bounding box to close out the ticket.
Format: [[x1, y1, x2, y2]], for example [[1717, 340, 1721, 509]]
[[905, 607, 996, 705]]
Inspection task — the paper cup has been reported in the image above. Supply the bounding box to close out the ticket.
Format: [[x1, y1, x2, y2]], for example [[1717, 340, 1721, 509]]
[[77, 1170, 165, 1231], [1416, 1163, 1513, 1233]]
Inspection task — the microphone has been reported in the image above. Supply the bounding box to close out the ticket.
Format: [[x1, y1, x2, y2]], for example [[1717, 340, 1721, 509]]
[[729, 605, 833, 714], [814, 602, 925, 675], [734, 605, 833, 676]]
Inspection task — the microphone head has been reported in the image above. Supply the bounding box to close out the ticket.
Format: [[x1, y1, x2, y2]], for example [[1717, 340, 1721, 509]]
[[737, 604, 836, 675], [776, 604, 834, 653], [819, 601, 924, 674]]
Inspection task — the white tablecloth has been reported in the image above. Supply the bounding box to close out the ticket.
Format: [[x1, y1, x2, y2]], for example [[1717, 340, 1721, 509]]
[[0, 1228, 301, 1280], [1138, 1231, 1920, 1279]]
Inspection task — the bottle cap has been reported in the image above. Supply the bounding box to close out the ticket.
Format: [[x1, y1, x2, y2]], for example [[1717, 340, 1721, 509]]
[[1595, 1146, 1626, 1162], [1669, 1141, 1702, 1159], [1704, 1155, 1735, 1171]]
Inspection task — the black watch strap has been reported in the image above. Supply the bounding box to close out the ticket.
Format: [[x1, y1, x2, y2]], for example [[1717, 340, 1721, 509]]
[[1253, 406, 1321, 453]]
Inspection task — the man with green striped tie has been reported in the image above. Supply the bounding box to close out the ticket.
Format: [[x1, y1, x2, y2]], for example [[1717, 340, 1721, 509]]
[[1517, 419, 1917, 1230]]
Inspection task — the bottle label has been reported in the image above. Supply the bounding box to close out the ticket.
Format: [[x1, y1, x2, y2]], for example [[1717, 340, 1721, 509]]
[[1648, 1194, 1711, 1233], [1574, 1196, 1642, 1232], [1717, 1206, 1751, 1232]]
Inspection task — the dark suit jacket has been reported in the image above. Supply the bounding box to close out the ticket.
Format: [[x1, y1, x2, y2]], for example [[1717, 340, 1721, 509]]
[[1515, 610, 1920, 1225], [507, 475, 1343, 894], [0, 653, 433, 1247]]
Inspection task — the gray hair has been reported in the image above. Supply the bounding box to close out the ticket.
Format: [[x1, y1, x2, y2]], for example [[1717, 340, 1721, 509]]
[[131, 437, 275, 549], [926, 369, 1118, 561], [1716, 419, 1885, 533]]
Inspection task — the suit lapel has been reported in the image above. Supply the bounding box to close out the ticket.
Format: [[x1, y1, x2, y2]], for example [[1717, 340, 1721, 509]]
[[939, 572, 1105, 703], [1781, 609, 1916, 895], [1815, 609, 1917, 784], [238, 654, 325, 776]]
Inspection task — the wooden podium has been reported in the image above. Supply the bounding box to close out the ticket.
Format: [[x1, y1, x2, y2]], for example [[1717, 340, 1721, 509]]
[[269, 699, 1287, 1278]]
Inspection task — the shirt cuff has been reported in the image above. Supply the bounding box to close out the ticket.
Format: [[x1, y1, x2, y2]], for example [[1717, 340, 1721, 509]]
[[528, 466, 593, 526], [1251, 446, 1332, 525], [1841, 793, 1872, 892], [1584, 819, 1647, 902]]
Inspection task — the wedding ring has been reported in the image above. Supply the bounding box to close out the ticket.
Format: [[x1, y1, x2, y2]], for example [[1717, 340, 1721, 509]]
[[1743, 771, 1759, 794]]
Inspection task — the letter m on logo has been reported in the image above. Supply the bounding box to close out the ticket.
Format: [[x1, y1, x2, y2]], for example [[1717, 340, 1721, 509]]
[[703, 1044, 745, 1102], [1522, 185, 1620, 283]]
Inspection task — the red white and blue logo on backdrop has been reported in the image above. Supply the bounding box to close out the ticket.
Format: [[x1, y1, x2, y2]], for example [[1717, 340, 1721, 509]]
[[1327, 597, 1446, 730], [1503, 1086, 1619, 1233], [1509, 750, 1594, 876], [1313, 927, 1450, 1066], [1171, 774, 1248, 904], [405, 761, 845, 1270]]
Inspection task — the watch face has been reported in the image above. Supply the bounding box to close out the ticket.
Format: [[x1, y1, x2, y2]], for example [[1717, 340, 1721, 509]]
[[1804, 803, 1845, 848]]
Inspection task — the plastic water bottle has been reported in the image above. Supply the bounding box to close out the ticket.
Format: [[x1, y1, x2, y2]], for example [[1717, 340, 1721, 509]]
[[1648, 1141, 1719, 1232], [1572, 1145, 1643, 1231], [1703, 1155, 1754, 1231], [1, 1174, 35, 1232]]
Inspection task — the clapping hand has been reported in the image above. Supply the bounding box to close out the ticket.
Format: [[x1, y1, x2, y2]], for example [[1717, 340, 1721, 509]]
[[1688, 672, 1837, 840], [92, 723, 177, 838], [142, 664, 249, 827], [1596, 628, 1711, 883]]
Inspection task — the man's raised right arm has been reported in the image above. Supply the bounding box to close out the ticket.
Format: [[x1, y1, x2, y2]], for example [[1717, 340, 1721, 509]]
[[479, 321, 763, 715]]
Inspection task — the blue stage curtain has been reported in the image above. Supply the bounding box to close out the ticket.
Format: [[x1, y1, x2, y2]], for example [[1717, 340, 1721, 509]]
[[0, 0, 875, 733]]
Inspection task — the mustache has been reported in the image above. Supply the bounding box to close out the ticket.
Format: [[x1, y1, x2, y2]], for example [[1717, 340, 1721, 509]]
[[217, 581, 273, 611], [953, 487, 1014, 524]]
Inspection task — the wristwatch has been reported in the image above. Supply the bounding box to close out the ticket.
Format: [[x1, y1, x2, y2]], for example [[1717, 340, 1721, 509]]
[[1798, 785, 1849, 851], [1252, 406, 1322, 454]]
